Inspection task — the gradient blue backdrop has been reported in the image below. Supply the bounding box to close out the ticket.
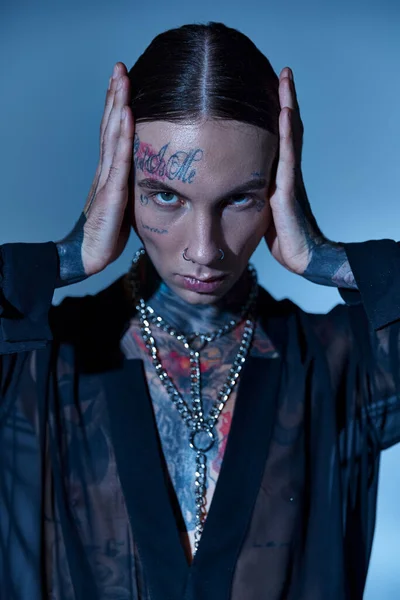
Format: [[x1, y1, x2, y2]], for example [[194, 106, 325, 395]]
[[1, 0, 399, 596]]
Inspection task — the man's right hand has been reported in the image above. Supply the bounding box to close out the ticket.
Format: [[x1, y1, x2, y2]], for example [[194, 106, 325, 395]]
[[55, 62, 134, 288]]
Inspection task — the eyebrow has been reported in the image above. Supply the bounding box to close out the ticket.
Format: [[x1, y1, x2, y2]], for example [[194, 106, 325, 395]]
[[137, 177, 267, 201]]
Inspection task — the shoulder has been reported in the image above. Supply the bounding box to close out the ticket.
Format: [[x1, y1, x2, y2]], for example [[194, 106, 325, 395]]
[[49, 274, 135, 370], [256, 284, 361, 358]]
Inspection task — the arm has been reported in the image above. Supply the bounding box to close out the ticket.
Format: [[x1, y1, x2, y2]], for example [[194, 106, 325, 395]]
[[302, 240, 357, 289], [0, 62, 133, 357], [267, 69, 400, 449], [0, 242, 59, 354], [314, 239, 400, 450], [0, 63, 134, 599]]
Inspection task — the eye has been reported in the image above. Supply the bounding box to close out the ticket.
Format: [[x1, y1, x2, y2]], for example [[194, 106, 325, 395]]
[[151, 191, 180, 206], [230, 195, 250, 205], [227, 194, 254, 208]]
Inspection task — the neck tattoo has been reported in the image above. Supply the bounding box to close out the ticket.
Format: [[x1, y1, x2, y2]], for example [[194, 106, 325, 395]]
[[127, 248, 258, 552]]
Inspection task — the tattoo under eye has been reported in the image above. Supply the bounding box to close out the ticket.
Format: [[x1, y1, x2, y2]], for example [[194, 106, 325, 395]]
[[140, 219, 168, 235], [140, 194, 149, 205], [255, 198, 266, 212]]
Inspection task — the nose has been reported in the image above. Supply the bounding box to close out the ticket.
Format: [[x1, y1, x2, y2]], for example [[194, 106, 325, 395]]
[[183, 212, 224, 266]]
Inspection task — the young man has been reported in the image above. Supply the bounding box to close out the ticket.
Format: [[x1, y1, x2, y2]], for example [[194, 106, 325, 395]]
[[1, 24, 400, 600]]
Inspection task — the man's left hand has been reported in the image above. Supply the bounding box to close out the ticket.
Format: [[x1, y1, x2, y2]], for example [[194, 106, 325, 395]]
[[265, 67, 328, 276]]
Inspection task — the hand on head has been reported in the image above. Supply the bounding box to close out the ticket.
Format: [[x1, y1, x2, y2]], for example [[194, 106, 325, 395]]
[[265, 67, 325, 275], [59, 60, 324, 289], [79, 62, 135, 276]]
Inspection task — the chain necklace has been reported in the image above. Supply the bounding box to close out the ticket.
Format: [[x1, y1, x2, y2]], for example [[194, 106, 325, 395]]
[[128, 248, 258, 552]]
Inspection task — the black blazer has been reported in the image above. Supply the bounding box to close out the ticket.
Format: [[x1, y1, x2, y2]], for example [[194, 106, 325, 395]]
[[1, 239, 400, 600]]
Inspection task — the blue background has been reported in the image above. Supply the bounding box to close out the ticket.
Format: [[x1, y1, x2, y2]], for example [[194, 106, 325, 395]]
[[1, 0, 399, 596]]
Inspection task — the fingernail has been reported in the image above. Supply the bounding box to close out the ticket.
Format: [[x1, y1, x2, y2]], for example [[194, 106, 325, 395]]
[[108, 76, 112, 90], [112, 64, 119, 79]]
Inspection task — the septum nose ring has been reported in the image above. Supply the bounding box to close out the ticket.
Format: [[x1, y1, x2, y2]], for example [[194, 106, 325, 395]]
[[182, 248, 224, 262]]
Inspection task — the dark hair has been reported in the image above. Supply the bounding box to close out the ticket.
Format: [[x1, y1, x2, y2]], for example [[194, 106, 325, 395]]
[[128, 22, 280, 136]]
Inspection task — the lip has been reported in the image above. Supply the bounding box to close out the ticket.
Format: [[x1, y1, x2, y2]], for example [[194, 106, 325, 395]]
[[178, 273, 228, 293]]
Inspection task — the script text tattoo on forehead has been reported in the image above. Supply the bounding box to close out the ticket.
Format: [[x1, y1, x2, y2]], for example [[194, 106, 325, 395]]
[[133, 133, 204, 184]]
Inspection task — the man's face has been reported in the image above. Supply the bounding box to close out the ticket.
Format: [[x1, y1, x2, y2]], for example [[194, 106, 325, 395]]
[[131, 118, 278, 305]]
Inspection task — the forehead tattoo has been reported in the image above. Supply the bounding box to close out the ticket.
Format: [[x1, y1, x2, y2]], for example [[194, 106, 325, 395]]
[[133, 133, 203, 184]]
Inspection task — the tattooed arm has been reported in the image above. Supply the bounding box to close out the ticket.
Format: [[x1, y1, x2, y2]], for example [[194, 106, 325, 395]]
[[55, 213, 88, 288], [268, 69, 400, 457], [301, 242, 357, 290], [295, 178, 357, 290], [56, 62, 133, 288], [264, 68, 359, 291]]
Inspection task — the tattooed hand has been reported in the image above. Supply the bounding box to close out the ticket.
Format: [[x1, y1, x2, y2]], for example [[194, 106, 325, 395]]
[[55, 63, 133, 287], [264, 68, 357, 290]]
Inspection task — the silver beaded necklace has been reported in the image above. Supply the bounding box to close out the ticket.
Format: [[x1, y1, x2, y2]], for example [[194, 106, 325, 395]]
[[128, 248, 258, 552]]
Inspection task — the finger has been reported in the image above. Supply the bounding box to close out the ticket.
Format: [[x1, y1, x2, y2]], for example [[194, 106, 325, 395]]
[[274, 108, 296, 199], [288, 70, 300, 112], [99, 64, 125, 148], [100, 62, 127, 162], [99, 73, 117, 149], [278, 70, 296, 111], [279, 67, 293, 88], [105, 106, 135, 197], [99, 75, 131, 187], [278, 68, 304, 160], [278, 68, 303, 139]]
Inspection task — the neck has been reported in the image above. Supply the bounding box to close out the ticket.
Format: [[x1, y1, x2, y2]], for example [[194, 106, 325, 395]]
[[139, 258, 254, 335]]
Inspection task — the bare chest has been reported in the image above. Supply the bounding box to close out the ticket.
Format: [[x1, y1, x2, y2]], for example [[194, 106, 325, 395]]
[[120, 318, 277, 560]]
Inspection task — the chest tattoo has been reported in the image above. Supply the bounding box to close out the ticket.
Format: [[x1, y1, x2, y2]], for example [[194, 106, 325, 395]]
[[120, 318, 277, 558]]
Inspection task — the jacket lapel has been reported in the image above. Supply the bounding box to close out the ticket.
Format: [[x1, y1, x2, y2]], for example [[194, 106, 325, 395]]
[[104, 352, 283, 600], [184, 354, 284, 600], [104, 357, 189, 600], [99, 277, 288, 600]]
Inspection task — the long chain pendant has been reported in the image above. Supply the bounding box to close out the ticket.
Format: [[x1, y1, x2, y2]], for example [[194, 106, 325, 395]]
[[194, 451, 207, 550], [131, 248, 258, 555], [189, 348, 203, 426], [189, 348, 213, 551]]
